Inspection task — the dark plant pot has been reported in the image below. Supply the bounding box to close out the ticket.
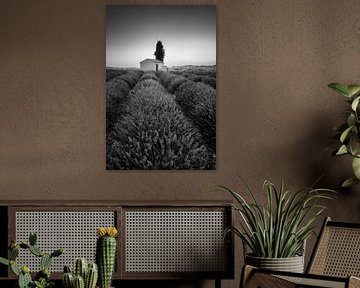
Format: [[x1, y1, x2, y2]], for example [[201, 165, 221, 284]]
[[245, 254, 304, 273]]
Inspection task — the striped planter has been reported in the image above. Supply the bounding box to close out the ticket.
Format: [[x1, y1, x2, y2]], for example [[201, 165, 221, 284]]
[[245, 254, 305, 273]]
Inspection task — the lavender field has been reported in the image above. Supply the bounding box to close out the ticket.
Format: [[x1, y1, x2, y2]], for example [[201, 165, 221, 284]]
[[106, 66, 216, 170]]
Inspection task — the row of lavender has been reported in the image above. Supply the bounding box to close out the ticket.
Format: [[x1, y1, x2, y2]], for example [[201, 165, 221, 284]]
[[106, 69, 216, 170]]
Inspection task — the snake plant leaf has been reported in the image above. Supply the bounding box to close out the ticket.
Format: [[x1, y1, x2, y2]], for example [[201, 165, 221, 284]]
[[328, 83, 351, 97], [342, 177, 360, 188], [352, 157, 360, 179], [351, 96, 360, 111], [220, 179, 335, 258], [340, 126, 353, 143], [347, 85, 360, 97], [336, 144, 348, 155]]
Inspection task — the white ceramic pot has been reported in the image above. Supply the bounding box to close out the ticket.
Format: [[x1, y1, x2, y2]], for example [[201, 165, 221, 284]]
[[245, 254, 305, 273]]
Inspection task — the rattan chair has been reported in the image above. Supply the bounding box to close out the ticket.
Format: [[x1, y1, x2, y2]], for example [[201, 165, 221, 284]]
[[241, 217, 360, 288]]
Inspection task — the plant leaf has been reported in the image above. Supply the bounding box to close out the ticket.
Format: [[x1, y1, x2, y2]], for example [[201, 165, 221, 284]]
[[342, 177, 360, 188], [352, 157, 360, 179], [336, 145, 348, 155], [0, 257, 9, 266], [352, 96, 360, 111], [328, 83, 351, 97], [340, 126, 353, 143], [347, 114, 356, 128], [347, 85, 360, 97]]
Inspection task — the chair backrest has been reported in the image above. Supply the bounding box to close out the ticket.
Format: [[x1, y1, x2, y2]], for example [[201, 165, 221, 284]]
[[307, 217, 360, 277]]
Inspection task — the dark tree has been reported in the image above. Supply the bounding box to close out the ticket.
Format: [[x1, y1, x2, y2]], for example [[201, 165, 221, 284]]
[[154, 41, 165, 62]]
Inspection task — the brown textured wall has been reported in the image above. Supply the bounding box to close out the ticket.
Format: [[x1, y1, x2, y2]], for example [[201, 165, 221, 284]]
[[1, 0, 360, 287]]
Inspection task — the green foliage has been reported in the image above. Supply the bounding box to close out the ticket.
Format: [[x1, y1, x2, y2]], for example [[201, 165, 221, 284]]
[[40, 254, 51, 270], [0, 257, 9, 266], [96, 236, 116, 288], [29, 246, 44, 257], [32, 278, 54, 288], [62, 259, 98, 288], [9, 247, 19, 260], [10, 260, 21, 276], [73, 275, 84, 288], [0, 233, 63, 288], [107, 79, 215, 170], [328, 82, 360, 187], [63, 272, 74, 288], [219, 178, 335, 258], [19, 270, 32, 288], [34, 268, 50, 282], [74, 258, 87, 279], [29, 232, 37, 246], [85, 263, 98, 288], [175, 80, 216, 152]]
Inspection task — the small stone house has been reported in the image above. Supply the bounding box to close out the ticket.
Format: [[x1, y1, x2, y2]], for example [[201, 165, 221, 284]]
[[140, 59, 167, 71]]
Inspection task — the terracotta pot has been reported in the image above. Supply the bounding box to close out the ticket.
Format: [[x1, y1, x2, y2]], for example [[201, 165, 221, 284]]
[[245, 254, 304, 273]]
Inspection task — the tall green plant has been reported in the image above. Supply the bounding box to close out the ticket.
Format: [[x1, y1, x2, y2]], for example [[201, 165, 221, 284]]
[[328, 83, 360, 187], [96, 227, 117, 288], [219, 179, 334, 258]]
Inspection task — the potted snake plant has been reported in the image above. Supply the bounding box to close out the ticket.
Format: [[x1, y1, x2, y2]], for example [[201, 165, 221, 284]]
[[328, 83, 360, 187], [218, 178, 334, 273]]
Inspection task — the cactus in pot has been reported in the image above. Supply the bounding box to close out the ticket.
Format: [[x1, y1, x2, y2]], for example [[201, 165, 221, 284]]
[[62, 259, 98, 288], [0, 232, 63, 288], [96, 227, 118, 288]]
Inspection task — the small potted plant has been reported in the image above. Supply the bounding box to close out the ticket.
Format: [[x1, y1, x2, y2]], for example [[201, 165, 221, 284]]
[[328, 82, 360, 187], [0, 232, 63, 288], [62, 258, 98, 288], [219, 178, 334, 272]]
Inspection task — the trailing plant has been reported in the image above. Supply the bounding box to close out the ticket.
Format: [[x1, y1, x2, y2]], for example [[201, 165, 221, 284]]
[[62, 258, 98, 288], [0, 232, 63, 288], [219, 178, 334, 258], [96, 227, 118, 288], [328, 82, 360, 187]]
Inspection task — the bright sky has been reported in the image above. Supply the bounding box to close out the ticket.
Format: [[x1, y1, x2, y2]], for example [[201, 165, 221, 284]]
[[106, 5, 216, 68]]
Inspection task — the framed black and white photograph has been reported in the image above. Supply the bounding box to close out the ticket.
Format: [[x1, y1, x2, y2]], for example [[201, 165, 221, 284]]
[[106, 5, 216, 170]]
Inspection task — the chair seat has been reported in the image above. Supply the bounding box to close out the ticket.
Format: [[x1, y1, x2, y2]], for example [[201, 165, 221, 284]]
[[243, 266, 360, 288], [241, 218, 360, 288], [277, 274, 346, 288]]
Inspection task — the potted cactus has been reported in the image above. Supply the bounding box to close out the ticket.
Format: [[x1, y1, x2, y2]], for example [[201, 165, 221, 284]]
[[62, 258, 98, 288], [0, 232, 64, 288], [96, 227, 118, 288]]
